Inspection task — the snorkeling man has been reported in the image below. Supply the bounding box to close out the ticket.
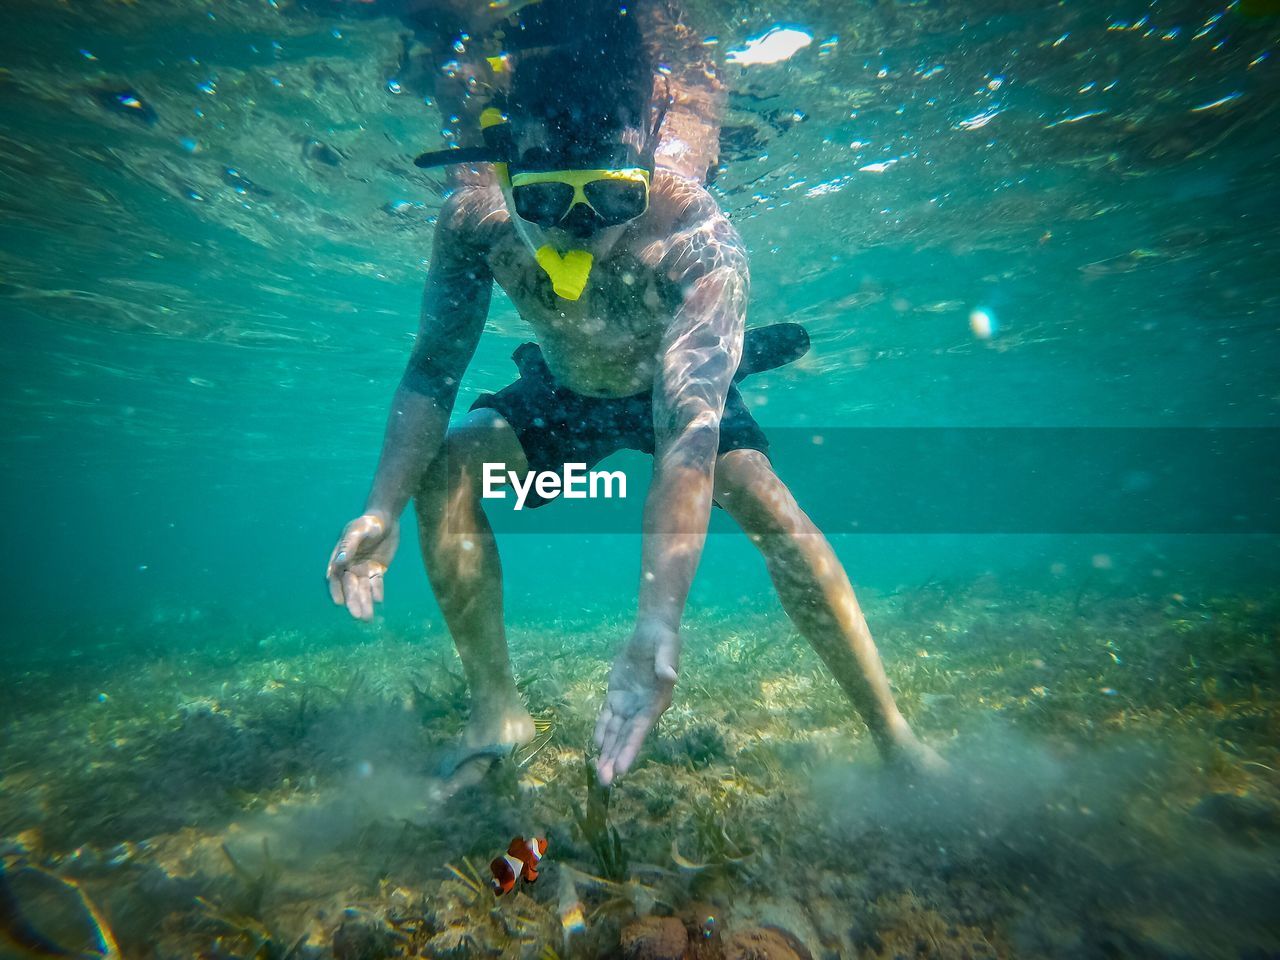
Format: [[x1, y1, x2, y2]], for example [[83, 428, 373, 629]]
[[326, 0, 942, 786]]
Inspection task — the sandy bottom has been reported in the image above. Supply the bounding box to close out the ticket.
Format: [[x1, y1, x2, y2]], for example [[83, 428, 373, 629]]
[[2, 583, 1277, 959]]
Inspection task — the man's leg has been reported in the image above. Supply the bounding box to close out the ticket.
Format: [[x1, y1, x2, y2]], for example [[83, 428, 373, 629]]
[[414, 407, 536, 749], [713, 449, 943, 771]]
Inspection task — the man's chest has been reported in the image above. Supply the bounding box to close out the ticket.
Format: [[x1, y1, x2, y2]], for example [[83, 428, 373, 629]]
[[488, 238, 676, 340]]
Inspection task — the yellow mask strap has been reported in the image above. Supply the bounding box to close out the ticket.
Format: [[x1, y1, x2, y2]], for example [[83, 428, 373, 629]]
[[535, 246, 593, 300]]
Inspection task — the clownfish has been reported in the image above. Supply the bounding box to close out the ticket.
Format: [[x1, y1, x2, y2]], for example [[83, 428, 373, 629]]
[[489, 836, 548, 896]]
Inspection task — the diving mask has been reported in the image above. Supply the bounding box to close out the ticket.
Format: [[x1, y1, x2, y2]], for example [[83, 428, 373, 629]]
[[509, 167, 650, 231], [504, 162, 649, 299], [504, 162, 649, 300]]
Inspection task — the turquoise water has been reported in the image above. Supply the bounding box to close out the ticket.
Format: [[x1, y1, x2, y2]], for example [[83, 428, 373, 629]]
[[2, 1, 1279, 957], [2, 0, 1278, 635]]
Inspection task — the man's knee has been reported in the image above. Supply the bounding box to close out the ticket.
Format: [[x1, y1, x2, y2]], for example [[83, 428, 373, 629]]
[[446, 408, 511, 475], [419, 408, 521, 498], [715, 448, 806, 536]]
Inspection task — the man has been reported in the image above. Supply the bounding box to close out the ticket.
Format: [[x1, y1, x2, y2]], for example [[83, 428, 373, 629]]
[[326, 0, 941, 786]]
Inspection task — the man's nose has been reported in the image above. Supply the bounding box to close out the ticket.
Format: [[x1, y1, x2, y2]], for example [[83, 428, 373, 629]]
[[561, 203, 598, 238]]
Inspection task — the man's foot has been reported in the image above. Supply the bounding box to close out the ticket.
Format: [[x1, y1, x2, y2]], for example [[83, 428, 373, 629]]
[[433, 698, 535, 780], [884, 732, 950, 780], [464, 701, 537, 751]]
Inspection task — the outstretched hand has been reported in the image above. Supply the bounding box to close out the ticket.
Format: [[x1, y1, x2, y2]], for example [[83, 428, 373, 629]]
[[594, 621, 681, 786], [326, 512, 399, 621]]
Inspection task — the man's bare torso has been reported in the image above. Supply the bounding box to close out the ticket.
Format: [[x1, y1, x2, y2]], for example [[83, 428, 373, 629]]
[[452, 172, 733, 398]]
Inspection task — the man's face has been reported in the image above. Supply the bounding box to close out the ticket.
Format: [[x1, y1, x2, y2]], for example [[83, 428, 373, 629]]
[[502, 118, 643, 259]]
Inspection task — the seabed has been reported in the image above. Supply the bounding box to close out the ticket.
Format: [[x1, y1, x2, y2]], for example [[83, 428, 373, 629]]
[[2, 582, 1277, 959]]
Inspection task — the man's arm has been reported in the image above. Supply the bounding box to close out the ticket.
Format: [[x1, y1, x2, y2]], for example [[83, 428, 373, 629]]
[[639, 216, 747, 631], [594, 197, 748, 783], [363, 193, 493, 523], [327, 189, 493, 620]]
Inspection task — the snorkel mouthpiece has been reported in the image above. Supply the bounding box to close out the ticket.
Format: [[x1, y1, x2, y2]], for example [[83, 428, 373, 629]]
[[535, 246, 593, 300]]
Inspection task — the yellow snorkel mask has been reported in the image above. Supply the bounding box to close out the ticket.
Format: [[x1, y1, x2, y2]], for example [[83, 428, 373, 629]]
[[506, 166, 649, 299]]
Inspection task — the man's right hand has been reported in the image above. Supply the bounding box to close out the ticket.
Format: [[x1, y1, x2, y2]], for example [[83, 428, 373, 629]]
[[326, 512, 399, 621]]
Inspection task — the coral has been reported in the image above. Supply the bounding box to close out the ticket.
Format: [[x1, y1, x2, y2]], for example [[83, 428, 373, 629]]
[[722, 926, 808, 960], [621, 915, 690, 960]]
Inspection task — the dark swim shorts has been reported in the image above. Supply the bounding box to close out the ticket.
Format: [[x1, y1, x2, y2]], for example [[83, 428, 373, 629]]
[[470, 342, 769, 509]]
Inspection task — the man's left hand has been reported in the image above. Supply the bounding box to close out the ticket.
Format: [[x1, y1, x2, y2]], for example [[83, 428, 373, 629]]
[[594, 620, 681, 786]]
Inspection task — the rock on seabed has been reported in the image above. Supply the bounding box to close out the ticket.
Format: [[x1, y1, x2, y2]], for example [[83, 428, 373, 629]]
[[622, 915, 691, 960]]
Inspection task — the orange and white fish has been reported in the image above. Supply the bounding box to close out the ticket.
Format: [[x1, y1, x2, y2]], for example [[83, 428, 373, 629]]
[[489, 836, 548, 896]]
